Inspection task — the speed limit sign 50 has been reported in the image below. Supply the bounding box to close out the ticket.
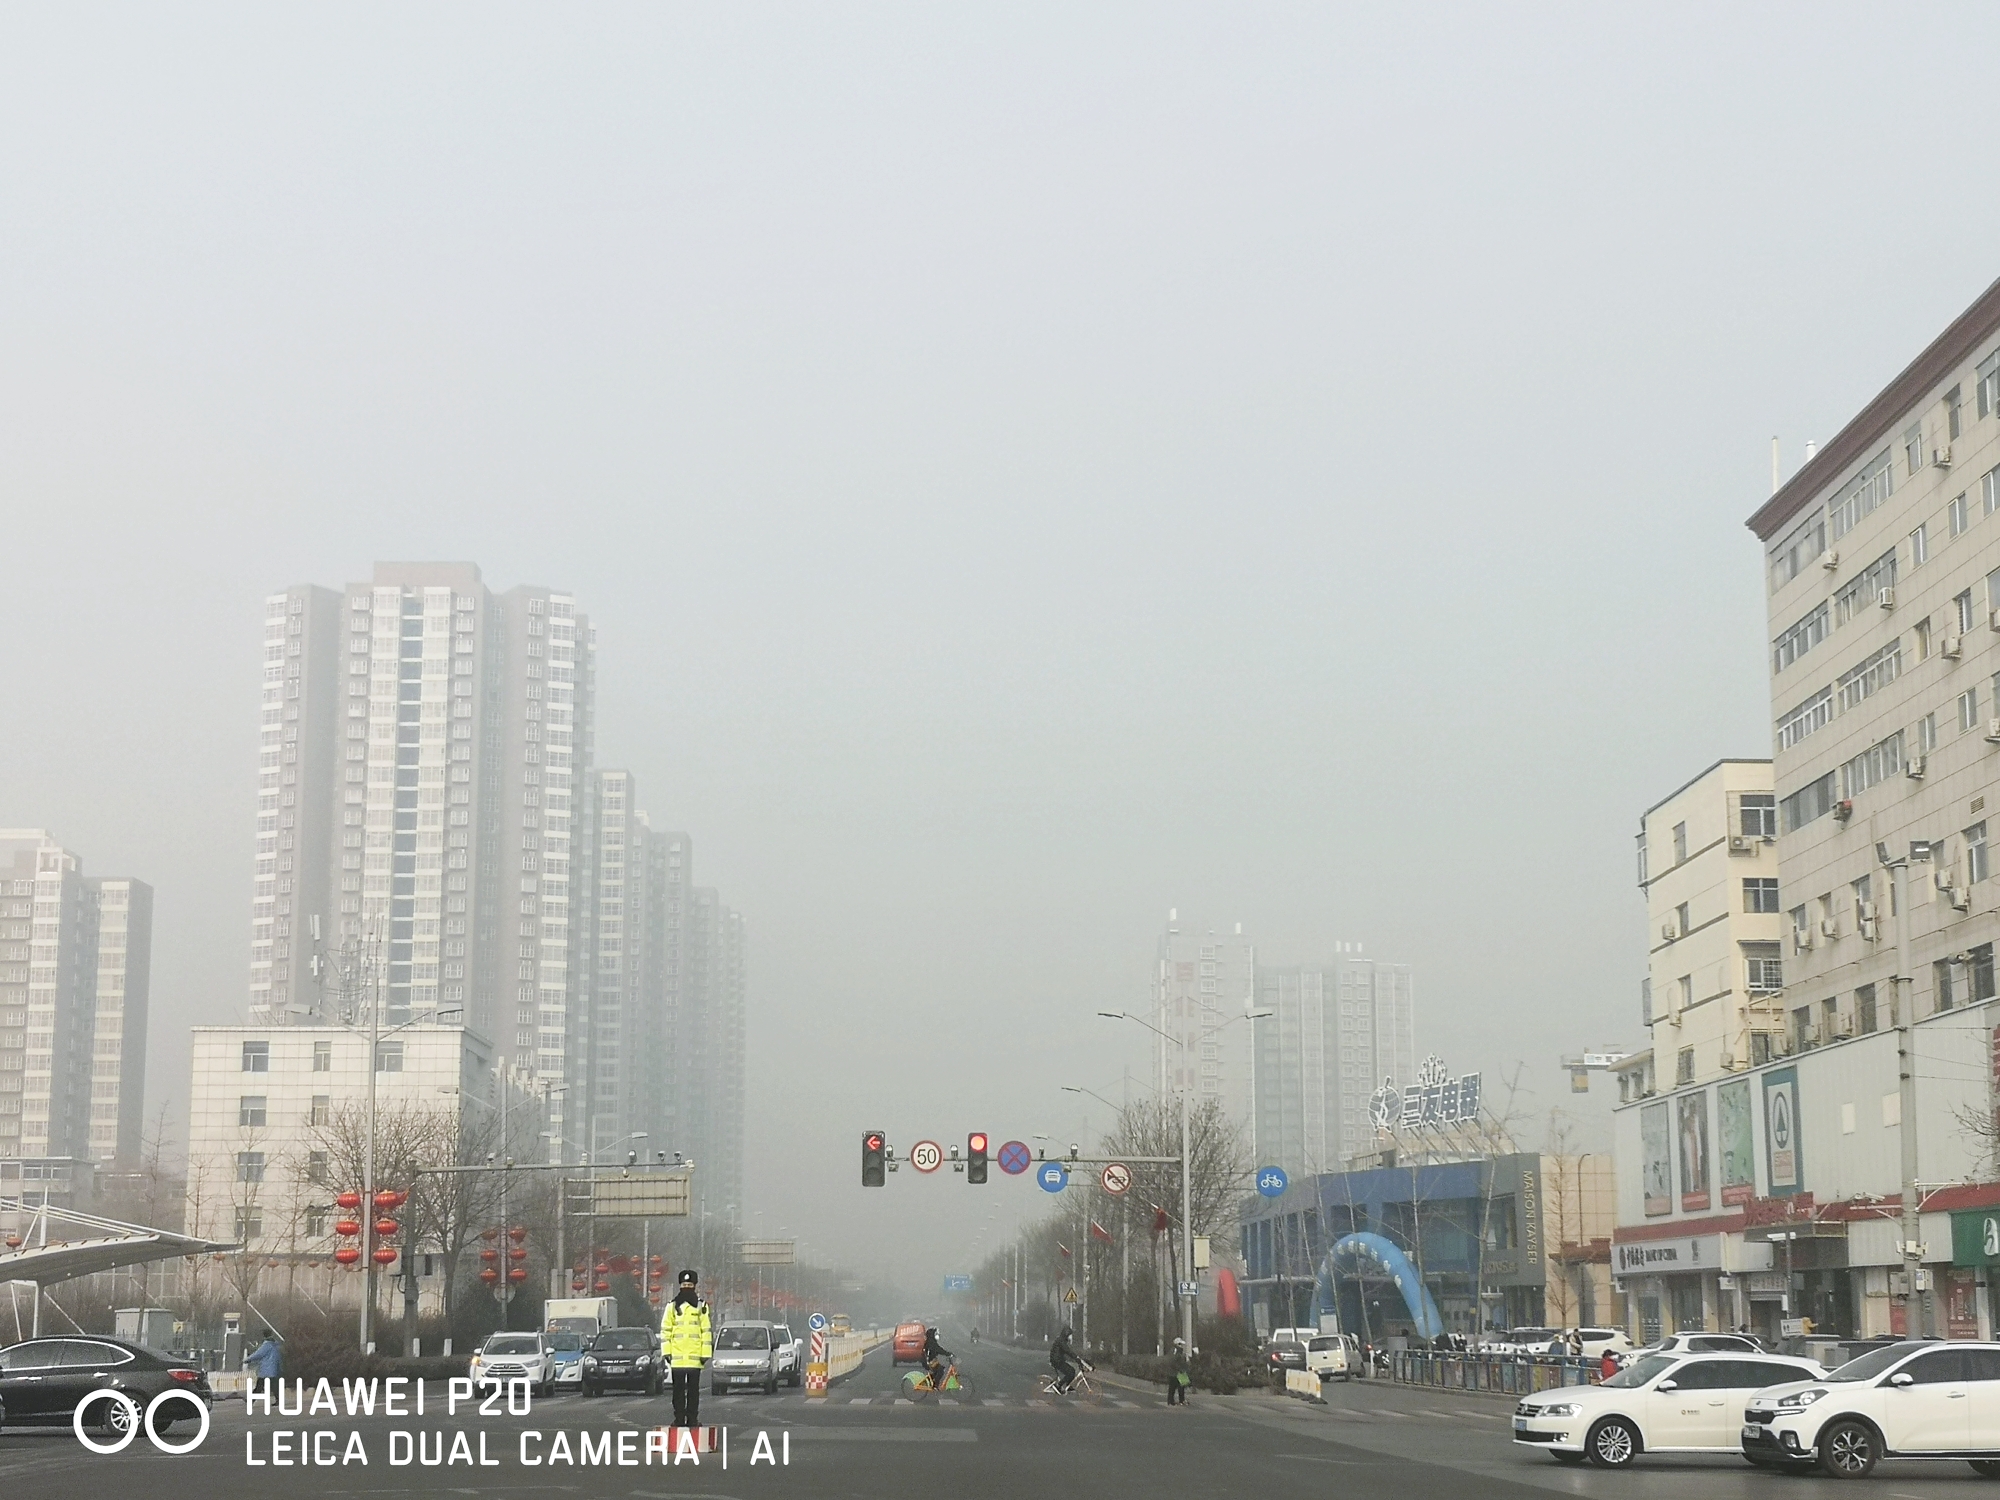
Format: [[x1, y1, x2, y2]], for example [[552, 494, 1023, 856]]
[[909, 1140, 943, 1173]]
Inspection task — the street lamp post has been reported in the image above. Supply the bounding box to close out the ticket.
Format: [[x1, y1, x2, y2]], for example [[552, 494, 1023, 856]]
[[1098, 1008, 1271, 1356], [1881, 838, 1934, 1338]]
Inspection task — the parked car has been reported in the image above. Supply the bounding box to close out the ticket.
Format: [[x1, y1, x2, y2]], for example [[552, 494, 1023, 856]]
[[1265, 1340, 1309, 1377], [1512, 1352, 1832, 1472], [579, 1326, 660, 1397], [548, 1331, 587, 1391], [1513, 1349, 1825, 1468], [1305, 1333, 1357, 1381], [1616, 1331, 1766, 1367], [1742, 1339, 2000, 1477], [1575, 1328, 1635, 1361], [891, 1321, 928, 1365], [0, 1336, 208, 1436], [710, 1321, 783, 1396], [771, 1324, 804, 1388], [470, 1331, 556, 1395], [1486, 1327, 1560, 1355], [1267, 1326, 1315, 1348]]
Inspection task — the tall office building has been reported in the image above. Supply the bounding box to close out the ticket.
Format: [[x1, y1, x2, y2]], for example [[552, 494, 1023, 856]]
[[249, 563, 595, 1157], [675, 886, 746, 1218], [1154, 915, 1258, 1138], [1251, 949, 1415, 1177], [0, 832, 151, 1166]]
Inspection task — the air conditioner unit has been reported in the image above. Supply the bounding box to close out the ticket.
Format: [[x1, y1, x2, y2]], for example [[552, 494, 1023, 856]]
[[1859, 916, 1879, 942], [1777, 1035, 1795, 1056], [1944, 635, 1965, 659], [1986, 718, 2000, 744], [1937, 867, 1958, 892], [1907, 755, 1928, 779], [1834, 798, 1855, 821], [1952, 888, 1972, 912], [1820, 917, 1840, 939], [1989, 606, 2000, 632], [1728, 834, 1755, 853], [1834, 1021, 1855, 1040], [1792, 929, 1814, 953], [1820, 549, 1840, 571], [1878, 587, 1896, 610], [1935, 445, 1953, 468], [1661, 919, 1679, 942], [1718, 1052, 1736, 1069]]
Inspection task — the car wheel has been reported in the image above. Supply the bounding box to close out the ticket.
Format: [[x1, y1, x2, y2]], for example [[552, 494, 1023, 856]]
[[1553, 1452, 1586, 1466], [1818, 1419, 1879, 1479], [1585, 1417, 1640, 1469], [1970, 1460, 2000, 1478]]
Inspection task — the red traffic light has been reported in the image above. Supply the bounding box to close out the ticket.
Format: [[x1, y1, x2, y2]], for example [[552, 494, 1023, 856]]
[[969, 1133, 988, 1153], [865, 1133, 883, 1152]]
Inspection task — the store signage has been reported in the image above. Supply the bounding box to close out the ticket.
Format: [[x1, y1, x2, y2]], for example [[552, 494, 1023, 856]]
[[1369, 1055, 1482, 1132], [1611, 1235, 1721, 1275]]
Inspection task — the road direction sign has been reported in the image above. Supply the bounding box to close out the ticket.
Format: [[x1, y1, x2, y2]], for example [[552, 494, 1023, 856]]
[[1037, 1162, 1069, 1194], [1255, 1165, 1289, 1198], [996, 1140, 1032, 1176], [910, 1140, 943, 1173], [1100, 1162, 1132, 1196], [943, 1274, 973, 1292], [808, 1312, 828, 1332], [1178, 1280, 1199, 1296]]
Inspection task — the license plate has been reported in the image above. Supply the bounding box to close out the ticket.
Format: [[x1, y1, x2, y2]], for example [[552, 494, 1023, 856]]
[[1513, 1419, 1528, 1432], [731, 1376, 750, 1384]]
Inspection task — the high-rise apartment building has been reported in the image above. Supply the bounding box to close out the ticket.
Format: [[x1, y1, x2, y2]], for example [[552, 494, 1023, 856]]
[[674, 886, 746, 1218], [0, 832, 151, 1166], [249, 563, 595, 1158], [1154, 915, 1257, 1137], [1251, 948, 1414, 1177]]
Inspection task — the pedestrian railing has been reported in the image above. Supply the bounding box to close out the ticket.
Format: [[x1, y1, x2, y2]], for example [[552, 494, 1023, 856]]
[[1391, 1349, 1598, 1393]]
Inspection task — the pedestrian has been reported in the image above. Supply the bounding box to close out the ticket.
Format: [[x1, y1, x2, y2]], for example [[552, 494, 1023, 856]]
[[660, 1269, 712, 1428], [1566, 1328, 1583, 1359], [246, 1328, 283, 1380], [1166, 1336, 1191, 1406], [1599, 1348, 1619, 1383]]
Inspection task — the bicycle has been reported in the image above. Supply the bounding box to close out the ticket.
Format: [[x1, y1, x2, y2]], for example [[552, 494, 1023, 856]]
[[900, 1361, 972, 1400], [1039, 1359, 1102, 1404]]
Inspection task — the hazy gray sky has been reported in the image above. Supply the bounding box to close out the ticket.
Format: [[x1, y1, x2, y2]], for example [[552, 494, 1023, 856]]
[[5, 3, 2000, 1283]]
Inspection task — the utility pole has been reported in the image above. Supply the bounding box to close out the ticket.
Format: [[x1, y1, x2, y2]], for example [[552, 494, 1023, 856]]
[[1885, 841, 1934, 1337]]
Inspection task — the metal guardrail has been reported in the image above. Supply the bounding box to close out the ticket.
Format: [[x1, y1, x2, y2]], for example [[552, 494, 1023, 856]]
[[1391, 1348, 1599, 1393]]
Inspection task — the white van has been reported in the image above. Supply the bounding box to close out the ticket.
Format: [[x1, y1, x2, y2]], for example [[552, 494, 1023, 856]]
[[1305, 1332, 1358, 1380]]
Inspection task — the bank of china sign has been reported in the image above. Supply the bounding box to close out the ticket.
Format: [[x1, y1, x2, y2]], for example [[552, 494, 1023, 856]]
[[1368, 1054, 1481, 1133]]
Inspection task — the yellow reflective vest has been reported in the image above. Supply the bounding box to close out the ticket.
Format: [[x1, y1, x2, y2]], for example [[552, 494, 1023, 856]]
[[661, 1298, 713, 1368]]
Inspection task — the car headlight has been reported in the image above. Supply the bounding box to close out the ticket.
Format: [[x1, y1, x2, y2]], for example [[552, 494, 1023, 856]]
[[584, 1357, 598, 1369], [636, 1356, 651, 1367], [1536, 1403, 1582, 1418], [1776, 1389, 1826, 1409]]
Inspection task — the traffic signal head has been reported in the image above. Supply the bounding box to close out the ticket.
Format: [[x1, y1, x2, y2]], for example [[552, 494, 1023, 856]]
[[862, 1131, 886, 1188], [967, 1132, 989, 1185]]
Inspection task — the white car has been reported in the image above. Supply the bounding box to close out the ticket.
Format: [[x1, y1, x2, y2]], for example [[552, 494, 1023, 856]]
[[771, 1324, 804, 1389], [1743, 1339, 2000, 1477], [1513, 1349, 1825, 1467], [1487, 1326, 1561, 1355], [470, 1331, 556, 1395], [1305, 1333, 1358, 1381], [1575, 1327, 1635, 1361], [1634, 1331, 1767, 1358]]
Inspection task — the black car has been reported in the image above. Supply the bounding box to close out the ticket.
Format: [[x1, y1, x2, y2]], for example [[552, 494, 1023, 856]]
[[0, 1336, 210, 1436], [1265, 1340, 1308, 1376], [581, 1327, 661, 1397]]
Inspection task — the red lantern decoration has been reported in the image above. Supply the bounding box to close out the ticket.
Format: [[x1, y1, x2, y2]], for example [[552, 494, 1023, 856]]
[[336, 1190, 362, 1210], [479, 1266, 500, 1284], [334, 1246, 362, 1266], [593, 1279, 610, 1293], [508, 1226, 527, 1243], [507, 1246, 527, 1262], [609, 1255, 630, 1274], [335, 1219, 361, 1238], [374, 1217, 399, 1238], [481, 1227, 499, 1241], [507, 1267, 528, 1284], [3, 1236, 19, 1249], [571, 1277, 588, 1292], [479, 1247, 499, 1264], [372, 1246, 398, 1265], [650, 1254, 664, 1266], [373, 1190, 400, 1211]]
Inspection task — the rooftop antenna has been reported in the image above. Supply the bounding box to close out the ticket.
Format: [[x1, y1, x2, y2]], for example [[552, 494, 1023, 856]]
[[1805, 439, 1817, 460]]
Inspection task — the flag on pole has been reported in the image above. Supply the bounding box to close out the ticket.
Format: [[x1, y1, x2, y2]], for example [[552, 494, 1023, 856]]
[[1057, 1242, 1071, 1257], [1089, 1220, 1113, 1244], [1151, 1205, 1170, 1236]]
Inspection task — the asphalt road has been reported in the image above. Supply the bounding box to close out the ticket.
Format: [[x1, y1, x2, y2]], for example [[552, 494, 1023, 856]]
[[5, 1340, 2000, 1497]]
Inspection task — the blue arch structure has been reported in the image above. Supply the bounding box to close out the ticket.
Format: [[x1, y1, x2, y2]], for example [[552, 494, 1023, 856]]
[[1318, 1232, 1444, 1339]]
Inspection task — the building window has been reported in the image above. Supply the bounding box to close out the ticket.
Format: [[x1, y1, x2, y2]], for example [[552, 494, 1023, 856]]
[[307, 1149, 330, 1185], [238, 1096, 266, 1128], [1744, 878, 1780, 914], [1830, 451, 1895, 540], [1937, 958, 1960, 1012], [1952, 494, 1970, 537], [375, 1040, 403, 1073], [1911, 522, 1929, 566], [234, 1205, 263, 1243], [1919, 711, 1938, 753], [1960, 589, 1978, 636], [1963, 690, 1982, 735], [306, 1206, 330, 1237], [1968, 822, 1989, 884], [1837, 639, 1902, 712], [1842, 731, 1905, 799], [1676, 1048, 1695, 1085], [241, 1041, 269, 1073], [1672, 823, 1688, 864], [1987, 468, 2000, 519], [1751, 1032, 1775, 1066], [1979, 349, 2000, 419], [1793, 1005, 1814, 1051], [1906, 424, 1925, 475], [1770, 510, 1829, 588], [1949, 385, 1964, 441], [1974, 943, 1997, 1003], [1677, 974, 1692, 1015], [1675, 901, 1690, 937], [1772, 604, 1829, 673], [1790, 904, 1809, 946], [1640, 977, 1652, 1025], [236, 1151, 265, 1184], [1856, 983, 1877, 1034], [1739, 794, 1777, 839], [310, 1095, 331, 1126], [313, 1040, 332, 1072], [1746, 951, 1783, 992], [1776, 688, 1834, 751]]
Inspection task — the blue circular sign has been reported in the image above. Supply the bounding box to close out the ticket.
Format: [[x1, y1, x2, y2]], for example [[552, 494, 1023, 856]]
[[997, 1139, 1033, 1176], [808, 1312, 828, 1332], [1256, 1166, 1289, 1198], [1036, 1162, 1069, 1194]]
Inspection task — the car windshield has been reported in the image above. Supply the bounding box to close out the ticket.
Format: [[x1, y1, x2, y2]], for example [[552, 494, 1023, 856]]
[[485, 1336, 540, 1355], [547, 1333, 584, 1352], [1827, 1344, 1927, 1382], [774, 1328, 792, 1342], [717, 1327, 770, 1350], [1512, 1328, 1556, 1343], [593, 1331, 651, 1351], [1602, 1353, 1675, 1389], [1308, 1337, 1341, 1351]]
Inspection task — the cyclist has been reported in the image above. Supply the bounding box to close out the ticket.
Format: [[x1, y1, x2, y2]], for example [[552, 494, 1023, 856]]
[[922, 1326, 953, 1391], [968, 1327, 979, 1345], [1049, 1323, 1080, 1394]]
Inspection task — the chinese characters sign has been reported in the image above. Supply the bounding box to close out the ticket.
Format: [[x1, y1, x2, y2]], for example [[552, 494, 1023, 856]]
[[1367, 1055, 1482, 1133]]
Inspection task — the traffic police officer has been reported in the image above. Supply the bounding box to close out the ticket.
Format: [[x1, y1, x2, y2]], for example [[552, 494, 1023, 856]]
[[661, 1268, 713, 1426]]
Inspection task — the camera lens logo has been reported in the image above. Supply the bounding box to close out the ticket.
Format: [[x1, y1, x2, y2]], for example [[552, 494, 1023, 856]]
[[73, 1387, 210, 1455]]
